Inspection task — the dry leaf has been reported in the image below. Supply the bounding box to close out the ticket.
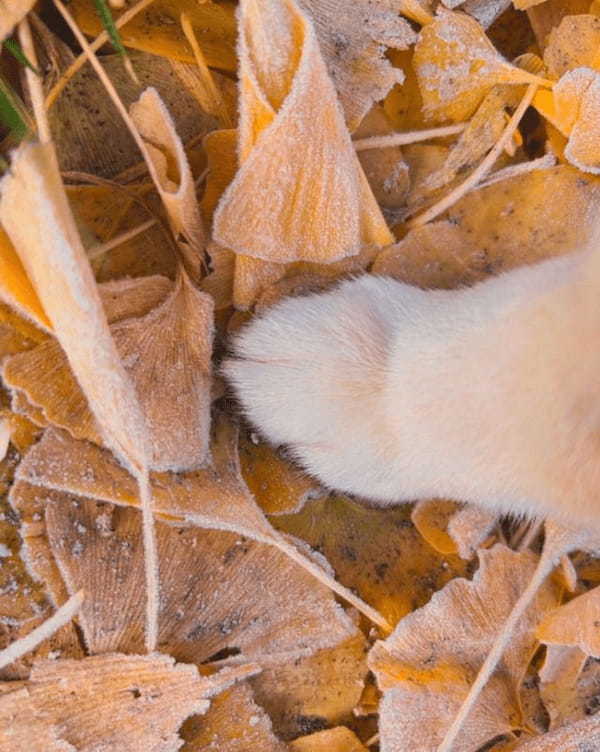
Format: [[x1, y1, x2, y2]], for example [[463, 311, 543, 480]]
[[2, 276, 173, 451], [422, 84, 522, 193], [537, 585, 600, 656], [513, 714, 600, 750], [130, 87, 206, 278], [1, 653, 256, 752], [110, 271, 214, 471], [251, 633, 367, 740], [14, 418, 389, 629], [272, 494, 468, 628], [0, 687, 74, 752], [543, 14, 600, 79], [411, 499, 497, 559], [553, 68, 600, 174], [0, 144, 147, 472], [212, 0, 392, 265], [42, 497, 357, 664], [239, 433, 322, 516], [369, 545, 561, 751], [0, 228, 50, 333], [448, 504, 497, 560], [69, 0, 238, 71], [289, 726, 367, 751], [180, 682, 286, 752], [414, 8, 545, 122], [538, 644, 587, 728], [297, 0, 417, 130], [0, 0, 36, 42]]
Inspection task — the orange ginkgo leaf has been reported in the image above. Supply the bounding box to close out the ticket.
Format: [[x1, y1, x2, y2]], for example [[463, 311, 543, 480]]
[[297, 0, 416, 131], [538, 644, 588, 729], [0, 227, 50, 333], [0, 653, 258, 752], [537, 585, 600, 657], [15, 419, 391, 630], [180, 682, 287, 752], [369, 545, 561, 751], [69, 0, 238, 71], [0, 687, 74, 752], [543, 14, 600, 79], [411, 499, 497, 559], [289, 726, 368, 751], [413, 8, 550, 122], [212, 0, 393, 265]]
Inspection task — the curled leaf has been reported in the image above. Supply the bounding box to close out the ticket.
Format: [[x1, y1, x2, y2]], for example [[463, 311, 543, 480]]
[[212, 0, 392, 264]]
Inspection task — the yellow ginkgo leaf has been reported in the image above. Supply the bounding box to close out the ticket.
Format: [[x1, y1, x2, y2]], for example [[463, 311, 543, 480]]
[[544, 14, 600, 79], [212, 0, 393, 265], [414, 8, 549, 122]]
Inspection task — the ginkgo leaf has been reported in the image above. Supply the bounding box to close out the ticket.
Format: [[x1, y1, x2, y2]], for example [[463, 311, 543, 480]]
[[252, 633, 367, 740], [513, 714, 600, 751], [0, 0, 36, 43], [41, 496, 358, 664], [537, 585, 600, 657], [411, 499, 497, 559], [543, 14, 600, 79], [110, 271, 214, 471], [212, 0, 393, 265], [296, 0, 416, 131], [180, 682, 287, 751], [4, 653, 257, 752], [2, 276, 173, 451], [0, 227, 50, 333], [15, 419, 391, 630], [538, 644, 588, 729], [289, 726, 368, 751], [129, 87, 206, 279], [421, 84, 522, 193], [552, 68, 600, 174], [369, 545, 561, 751], [69, 0, 238, 71], [413, 8, 548, 122], [239, 432, 322, 516], [273, 494, 468, 628], [0, 687, 74, 752]]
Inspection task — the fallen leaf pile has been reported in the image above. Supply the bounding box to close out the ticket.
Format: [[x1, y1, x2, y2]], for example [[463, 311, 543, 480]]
[[2, 0, 600, 750]]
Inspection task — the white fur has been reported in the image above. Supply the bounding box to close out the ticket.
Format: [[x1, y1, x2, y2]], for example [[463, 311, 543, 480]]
[[224, 245, 600, 529]]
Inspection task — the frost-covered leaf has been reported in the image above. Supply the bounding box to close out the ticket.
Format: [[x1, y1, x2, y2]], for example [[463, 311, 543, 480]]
[[538, 644, 587, 729], [212, 0, 392, 265], [0, 687, 74, 752], [552, 68, 600, 174], [130, 88, 206, 279], [369, 545, 561, 751], [289, 726, 368, 751], [538, 585, 600, 657], [543, 14, 600, 79], [513, 714, 600, 751], [297, 0, 417, 131], [1, 653, 256, 752], [41, 496, 357, 664], [180, 682, 287, 752], [414, 8, 545, 122]]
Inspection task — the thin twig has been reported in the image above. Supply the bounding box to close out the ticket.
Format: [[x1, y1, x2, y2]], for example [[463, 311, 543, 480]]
[[88, 217, 157, 259], [180, 12, 232, 128], [353, 123, 466, 152], [275, 535, 392, 632], [45, 0, 156, 109], [18, 18, 51, 144], [408, 83, 539, 228], [0, 591, 84, 670], [137, 471, 160, 653]]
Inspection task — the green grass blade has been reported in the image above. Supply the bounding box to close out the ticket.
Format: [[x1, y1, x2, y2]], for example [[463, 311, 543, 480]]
[[3, 39, 41, 75], [0, 74, 32, 143], [92, 0, 138, 83]]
